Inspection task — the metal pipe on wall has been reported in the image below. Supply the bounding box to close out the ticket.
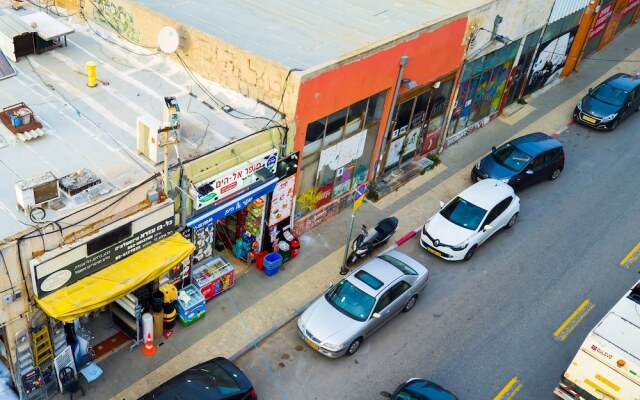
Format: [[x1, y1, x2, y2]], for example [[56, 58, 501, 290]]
[[374, 55, 409, 180]]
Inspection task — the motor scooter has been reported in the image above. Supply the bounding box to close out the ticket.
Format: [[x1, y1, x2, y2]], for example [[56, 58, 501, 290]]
[[346, 216, 398, 265]]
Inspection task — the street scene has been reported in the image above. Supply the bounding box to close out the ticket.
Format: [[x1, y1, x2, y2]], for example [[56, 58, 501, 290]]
[[0, 1, 639, 400]]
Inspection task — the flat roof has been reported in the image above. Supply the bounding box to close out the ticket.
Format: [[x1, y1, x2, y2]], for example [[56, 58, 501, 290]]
[[0, 8, 278, 239], [133, 0, 490, 70]]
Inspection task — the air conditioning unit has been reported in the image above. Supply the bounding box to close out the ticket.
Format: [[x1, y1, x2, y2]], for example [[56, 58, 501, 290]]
[[136, 114, 164, 164], [15, 172, 59, 212]]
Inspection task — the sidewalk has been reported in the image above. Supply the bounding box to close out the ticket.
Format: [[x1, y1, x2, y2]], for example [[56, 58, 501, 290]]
[[98, 23, 640, 400]]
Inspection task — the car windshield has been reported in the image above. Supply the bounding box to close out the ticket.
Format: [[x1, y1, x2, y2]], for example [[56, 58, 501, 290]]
[[591, 83, 628, 107], [439, 196, 487, 231], [491, 143, 531, 172], [325, 279, 375, 322]]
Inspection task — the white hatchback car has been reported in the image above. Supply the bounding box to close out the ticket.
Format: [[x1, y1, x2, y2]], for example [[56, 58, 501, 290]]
[[420, 179, 520, 261]]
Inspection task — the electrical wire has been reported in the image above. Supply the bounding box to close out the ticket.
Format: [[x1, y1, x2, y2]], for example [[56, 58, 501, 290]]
[[19, 173, 160, 241], [261, 68, 301, 130], [0, 251, 15, 298]]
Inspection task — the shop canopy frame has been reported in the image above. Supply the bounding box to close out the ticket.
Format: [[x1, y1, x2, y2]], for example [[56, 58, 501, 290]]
[[35, 232, 194, 323]]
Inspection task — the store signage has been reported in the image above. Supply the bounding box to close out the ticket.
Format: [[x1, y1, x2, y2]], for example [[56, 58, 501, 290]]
[[191, 149, 278, 210], [623, 0, 639, 15], [268, 175, 296, 226], [187, 177, 279, 229], [30, 205, 175, 298], [588, 3, 614, 40]]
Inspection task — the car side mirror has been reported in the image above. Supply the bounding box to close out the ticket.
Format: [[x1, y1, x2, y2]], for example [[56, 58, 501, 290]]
[[380, 391, 392, 398], [628, 102, 633, 108], [483, 224, 493, 232], [525, 169, 534, 175], [439, 201, 445, 209], [588, 87, 593, 93], [328, 281, 334, 288], [491, 146, 497, 152], [372, 312, 381, 319]]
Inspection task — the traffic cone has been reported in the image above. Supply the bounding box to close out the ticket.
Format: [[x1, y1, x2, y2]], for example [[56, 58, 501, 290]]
[[141, 330, 156, 356]]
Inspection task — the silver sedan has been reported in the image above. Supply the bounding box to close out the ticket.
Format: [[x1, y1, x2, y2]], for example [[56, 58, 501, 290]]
[[297, 250, 430, 358]]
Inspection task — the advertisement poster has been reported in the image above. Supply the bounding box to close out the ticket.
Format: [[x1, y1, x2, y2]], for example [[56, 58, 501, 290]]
[[268, 175, 296, 226], [192, 222, 214, 263]]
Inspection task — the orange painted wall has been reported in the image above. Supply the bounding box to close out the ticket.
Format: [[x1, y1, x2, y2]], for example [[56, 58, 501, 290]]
[[293, 17, 468, 154]]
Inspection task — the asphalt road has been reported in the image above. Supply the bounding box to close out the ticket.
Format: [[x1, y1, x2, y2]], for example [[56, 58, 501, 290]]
[[235, 115, 640, 400]]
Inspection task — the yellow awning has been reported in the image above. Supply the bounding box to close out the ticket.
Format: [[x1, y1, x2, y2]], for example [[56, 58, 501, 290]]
[[35, 232, 194, 322]]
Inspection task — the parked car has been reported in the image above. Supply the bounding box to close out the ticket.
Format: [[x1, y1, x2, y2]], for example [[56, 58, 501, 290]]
[[297, 250, 430, 358], [573, 72, 640, 130], [381, 378, 459, 400], [138, 357, 257, 400], [420, 179, 520, 261], [471, 132, 564, 191]]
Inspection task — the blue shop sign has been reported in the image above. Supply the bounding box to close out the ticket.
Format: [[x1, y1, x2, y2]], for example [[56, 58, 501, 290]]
[[187, 177, 278, 229]]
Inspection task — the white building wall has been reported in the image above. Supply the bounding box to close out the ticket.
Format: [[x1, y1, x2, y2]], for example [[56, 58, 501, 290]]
[[466, 0, 556, 58]]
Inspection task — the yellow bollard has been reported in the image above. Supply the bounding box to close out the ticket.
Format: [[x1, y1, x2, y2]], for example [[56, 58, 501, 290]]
[[86, 61, 97, 87]]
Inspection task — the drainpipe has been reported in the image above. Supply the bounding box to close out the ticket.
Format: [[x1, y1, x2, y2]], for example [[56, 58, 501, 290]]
[[375, 55, 409, 180]]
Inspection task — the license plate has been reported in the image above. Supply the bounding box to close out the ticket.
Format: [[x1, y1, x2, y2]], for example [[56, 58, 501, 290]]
[[427, 247, 442, 257], [305, 337, 319, 350], [582, 115, 596, 123]]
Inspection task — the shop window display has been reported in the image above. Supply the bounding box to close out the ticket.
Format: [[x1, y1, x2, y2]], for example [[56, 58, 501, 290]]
[[297, 91, 386, 217]]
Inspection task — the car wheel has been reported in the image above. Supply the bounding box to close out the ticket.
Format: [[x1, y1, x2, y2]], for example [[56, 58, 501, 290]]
[[609, 119, 619, 131], [346, 337, 362, 356], [463, 245, 477, 261], [506, 212, 518, 229], [402, 295, 418, 312], [549, 168, 562, 180]]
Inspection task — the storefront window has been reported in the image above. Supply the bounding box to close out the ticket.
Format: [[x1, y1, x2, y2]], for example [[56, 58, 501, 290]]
[[297, 91, 387, 216]]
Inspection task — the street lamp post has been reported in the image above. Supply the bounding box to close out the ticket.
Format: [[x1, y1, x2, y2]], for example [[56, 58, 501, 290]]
[[341, 184, 367, 275]]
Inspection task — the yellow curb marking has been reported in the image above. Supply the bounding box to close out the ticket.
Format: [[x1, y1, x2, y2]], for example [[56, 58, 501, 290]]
[[494, 376, 523, 400], [620, 241, 640, 269], [554, 299, 595, 341]]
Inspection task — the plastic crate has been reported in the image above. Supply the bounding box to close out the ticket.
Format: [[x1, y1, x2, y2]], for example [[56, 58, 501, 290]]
[[263, 252, 282, 276]]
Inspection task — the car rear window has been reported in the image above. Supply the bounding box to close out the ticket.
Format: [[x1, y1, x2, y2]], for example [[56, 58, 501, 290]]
[[355, 270, 384, 289], [378, 254, 417, 275]]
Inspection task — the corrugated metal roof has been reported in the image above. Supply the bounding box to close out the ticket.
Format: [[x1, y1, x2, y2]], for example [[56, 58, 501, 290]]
[[134, 0, 492, 69], [0, 14, 34, 37], [548, 0, 589, 24]]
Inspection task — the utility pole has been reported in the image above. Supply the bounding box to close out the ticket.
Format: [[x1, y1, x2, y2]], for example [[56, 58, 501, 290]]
[[159, 124, 180, 196]]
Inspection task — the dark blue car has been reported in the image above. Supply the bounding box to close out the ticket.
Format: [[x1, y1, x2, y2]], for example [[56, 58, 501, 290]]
[[471, 132, 564, 191], [381, 378, 458, 400], [573, 73, 640, 130]]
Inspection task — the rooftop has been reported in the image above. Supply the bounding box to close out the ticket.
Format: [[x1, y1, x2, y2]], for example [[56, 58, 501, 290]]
[[0, 5, 278, 239], [134, 0, 490, 70]]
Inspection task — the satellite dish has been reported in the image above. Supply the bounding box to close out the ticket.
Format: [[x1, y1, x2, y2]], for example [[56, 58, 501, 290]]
[[158, 26, 179, 54]]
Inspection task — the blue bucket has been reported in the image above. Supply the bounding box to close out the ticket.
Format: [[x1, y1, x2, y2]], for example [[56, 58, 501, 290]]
[[263, 252, 282, 276]]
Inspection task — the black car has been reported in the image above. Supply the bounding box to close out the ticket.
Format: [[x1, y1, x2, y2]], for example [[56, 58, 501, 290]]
[[138, 357, 257, 400], [573, 72, 640, 130], [471, 132, 564, 191], [381, 378, 459, 400]]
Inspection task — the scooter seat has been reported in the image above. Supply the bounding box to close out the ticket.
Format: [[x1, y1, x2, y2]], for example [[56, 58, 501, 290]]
[[375, 217, 398, 237]]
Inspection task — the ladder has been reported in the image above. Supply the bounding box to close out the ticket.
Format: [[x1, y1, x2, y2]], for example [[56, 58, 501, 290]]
[[31, 326, 54, 366]]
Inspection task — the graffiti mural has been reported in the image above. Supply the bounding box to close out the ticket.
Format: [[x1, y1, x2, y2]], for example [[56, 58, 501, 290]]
[[296, 187, 322, 212], [92, 0, 140, 43]]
